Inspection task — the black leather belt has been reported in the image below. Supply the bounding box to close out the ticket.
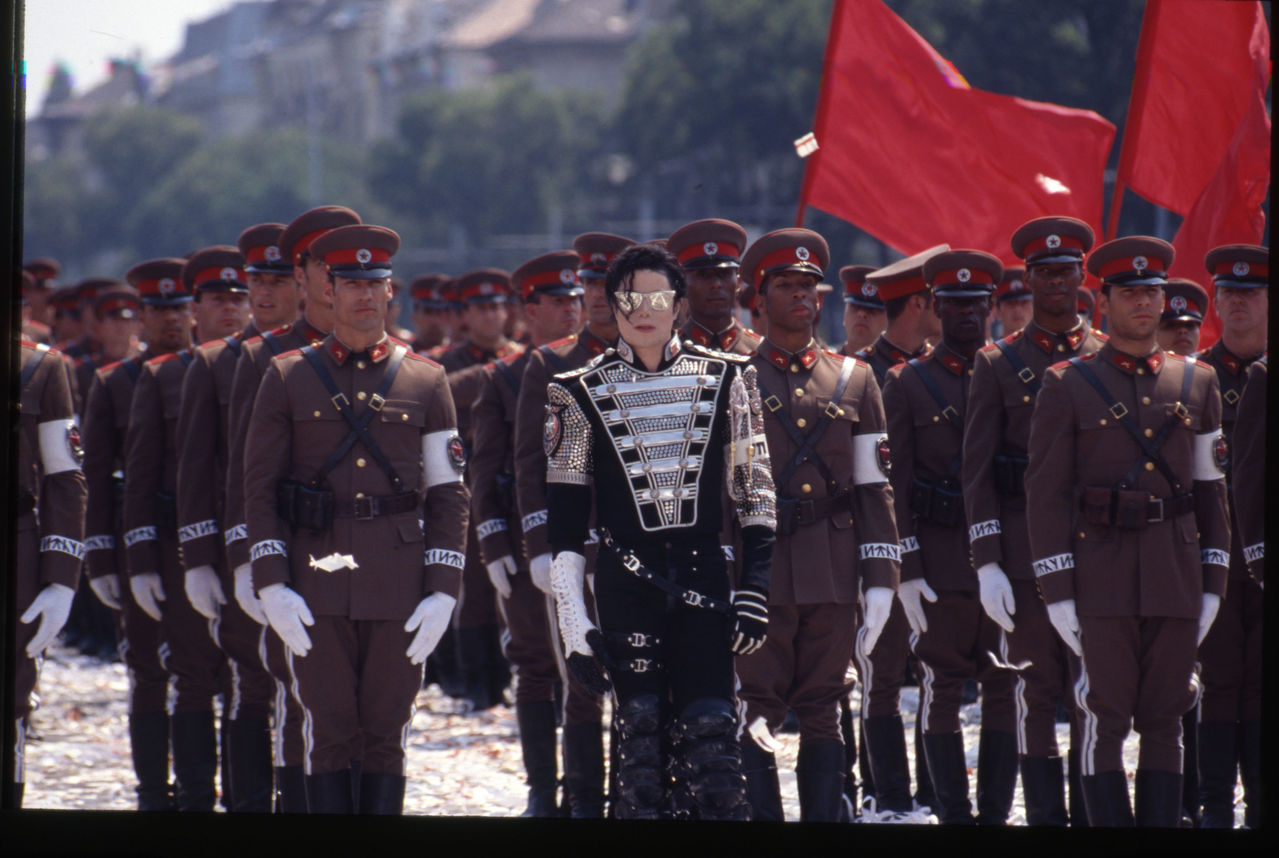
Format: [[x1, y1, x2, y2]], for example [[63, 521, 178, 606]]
[[1079, 490, 1195, 526], [332, 491, 419, 520], [596, 526, 731, 614], [779, 490, 853, 527], [1141, 493, 1196, 523]]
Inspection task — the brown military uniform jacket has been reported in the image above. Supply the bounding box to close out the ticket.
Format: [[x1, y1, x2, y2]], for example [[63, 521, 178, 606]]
[[470, 349, 532, 566], [224, 319, 329, 571], [750, 339, 899, 604], [1231, 355, 1265, 585], [883, 341, 975, 591], [439, 339, 524, 449], [963, 320, 1107, 579], [1198, 340, 1262, 583], [176, 322, 259, 578], [17, 340, 88, 597], [680, 318, 762, 356], [81, 349, 154, 580], [244, 334, 470, 619], [1026, 344, 1230, 619], [123, 346, 195, 578], [513, 329, 612, 561], [856, 333, 931, 390]]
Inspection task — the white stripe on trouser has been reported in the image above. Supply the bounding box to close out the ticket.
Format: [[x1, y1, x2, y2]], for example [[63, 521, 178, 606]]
[[1073, 655, 1098, 776], [853, 589, 873, 715], [260, 626, 287, 765], [495, 592, 518, 699], [398, 667, 423, 776], [15, 716, 26, 784], [285, 647, 314, 775], [1001, 629, 1028, 755], [909, 630, 934, 732], [1190, 661, 1203, 719]]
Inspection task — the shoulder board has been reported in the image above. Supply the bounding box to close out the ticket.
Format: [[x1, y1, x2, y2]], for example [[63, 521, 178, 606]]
[[687, 342, 749, 363], [389, 334, 412, 349], [853, 345, 874, 359], [979, 341, 1001, 353], [1049, 359, 1073, 372], [101, 359, 124, 375], [271, 323, 294, 336], [1004, 330, 1023, 344], [499, 349, 523, 365], [544, 334, 577, 350], [1093, 329, 1108, 341], [274, 347, 304, 361], [406, 351, 441, 367], [147, 352, 182, 366], [243, 333, 266, 347], [199, 337, 230, 352], [20, 336, 39, 349], [742, 329, 763, 342]]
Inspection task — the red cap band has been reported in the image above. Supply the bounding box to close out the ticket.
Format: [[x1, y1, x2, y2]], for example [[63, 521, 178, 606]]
[[136, 277, 188, 297], [1021, 233, 1085, 259], [293, 228, 330, 263], [1098, 256, 1164, 280], [1212, 260, 1268, 278], [194, 266, 247, 286], [754, 246, 822, 282], [461, 280, 509, 300], [678, 241, 741, 266], [324, 247, 391, 267], [521, 268, 579, 298], [931, 267, 996, 287]]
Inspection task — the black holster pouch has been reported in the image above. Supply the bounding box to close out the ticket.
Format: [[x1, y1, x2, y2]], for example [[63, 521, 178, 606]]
[[1081, 487, 1148, 529], [910, 476, 964, 528], [1080, 487, 1112, 526], [155, 491, 178, 532], [293, 483, 334, 533], [1113, 489, 1148, 530], [277, 480, 298, 525], [775, 497, 799, 537], [992, 451, 1029, 498]]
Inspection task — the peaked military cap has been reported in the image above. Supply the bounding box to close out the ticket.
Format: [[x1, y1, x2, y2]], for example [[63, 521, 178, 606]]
[[238, 223, 291, 274], [925, 249, 1002, 298], [573, 233, 636, 279], [667, 219, 748, 271], [1011, 216, 1095, 266], [1087, 236, 1173, 287], [514, 251, 584, 301], [183, 246, 248, 294], [310, 225, 399, 280], [278, 205, 362, 266], [1161, 278, 1209, 324], [1204, 244, 1268, 289], [127, 258, 193, 306], [865, 244, 950, 301], [740, 228, 829, 289]]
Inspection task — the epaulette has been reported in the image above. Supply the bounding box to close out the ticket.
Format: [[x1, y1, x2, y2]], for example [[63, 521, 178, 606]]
[[1093, 329, 1108, 341], [101, 359, 124, 374], [271, 323, 294, 336], [1049, 359, 1072, 372], [275, 347, 304, 360], [544, 334, 577, 350], [853, 345, 874, 360], [499, 349, 523, 365], [20, 336, 38, 349], [556, 352, 604, 379], [406, 351, 442, 367], [742, 329, 763, 343], [686, 341, 750, 363], [199, 337, 231, 352], [243, 333, 265, 346], [147, 352, 183, 366]]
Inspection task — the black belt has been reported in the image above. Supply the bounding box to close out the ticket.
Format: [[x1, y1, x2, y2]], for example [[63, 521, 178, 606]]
[[778, 490, 853, 527], [1080, 491, 1195, 525], [596, 526, 731, 614], [332, 491, 419, 520]]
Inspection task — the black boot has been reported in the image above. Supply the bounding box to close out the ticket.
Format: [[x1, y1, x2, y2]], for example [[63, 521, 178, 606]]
[[1181, 708, 1200, 826], [740, 735, 783, 822], [171, 710, 217, 812], [863, 715, 914, 815], [913, 714, 936, 812], [1196, 721, 1238, 828], [11, 782, 23, 809], [615, 694, 667, 820], [516, 700, 560, 817], [485, 627, 512, 708], [274, 765, 307, 814], [1080, 770, 1134, 827], [358, 772, 405, 815], [857, 716, 876, 811], [306, 769, 353, 814], [921, 731, 973, 825], [796, 740, 846, 823], [1238, 720, 1260, 829], [129, 711, 174, 811], [562, 722, 605, 818], [975, 730, 1017, 825], [669, 698, 751, 821], [1067, 745, 1089, 827], [1019, 756, 1068, 826], [1135, 768, 1183, 828], [837, 697, 858, 820], [227, 717, 273, 813]]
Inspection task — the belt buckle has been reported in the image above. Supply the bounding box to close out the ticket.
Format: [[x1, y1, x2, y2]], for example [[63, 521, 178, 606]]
[[621, 554, 642, 574], [626, 632, 652, 648], [354, 496, 376, 520], [824, 401, 842, 419], [1017, 367, 1035, 384], [682, 590, 705, 608], [631, 658, 653, 673], [1147, 496, 1164, 523]]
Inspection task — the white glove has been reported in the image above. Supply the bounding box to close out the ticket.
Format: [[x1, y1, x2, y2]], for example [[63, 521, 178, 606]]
[[1197, 593, 1221, 645], [485, 555, 516, 600], [130, 572, 166, 622], [233, 564, 267, 625], [184, 565, 226, 620], [529, 553, 553, 595], [259, 583, 314, 657], [550, 551, 596, 657], [897, 578, 937, 636], [20, 583, 75, 657], [861, 586, 895, 654], [404, 592, 458, 664], [976, 562, 1016, 633], [1046, 598, 1082, 657], [89, 574, 123, 611]]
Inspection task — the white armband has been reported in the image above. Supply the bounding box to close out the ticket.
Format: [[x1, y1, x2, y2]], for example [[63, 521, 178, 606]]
[[1194, 429, 1226, 482], [853, 433, 890, 485], [969, 519, 1001, 541], [521, 510, 548, 532], [1033, 552, 1075, 577], [39, 417, 83, 475], [423, 429, 465, 488], [476, 518, 508, 539]]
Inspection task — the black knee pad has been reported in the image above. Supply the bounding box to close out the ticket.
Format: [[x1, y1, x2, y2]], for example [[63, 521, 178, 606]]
[[670, 698, 749, 820], [615, 693, 669, 819], [617, 693, 664, 736]]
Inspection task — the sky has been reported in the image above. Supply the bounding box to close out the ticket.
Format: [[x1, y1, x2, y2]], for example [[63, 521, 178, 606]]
[[21, 0, 234, 117]]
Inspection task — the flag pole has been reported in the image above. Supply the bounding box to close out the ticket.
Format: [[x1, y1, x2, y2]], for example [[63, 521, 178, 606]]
[[1106, 0, 1164, 239], [795, 0, 848, 227]]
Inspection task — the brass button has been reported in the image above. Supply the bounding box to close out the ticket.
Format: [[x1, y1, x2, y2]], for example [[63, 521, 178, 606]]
[[801, 483, 812, 494], [313, 410, 321, 417], [1144, 461, 1155, 471], [401, 413, 408, 421], [357, 360, 367, 370], [356, 457, 367, 468], [790, 365, 799, 373], [1136, 368, 1145, 375], [1142, 396, 1151, 405], [837, 407, 845, 417], [1144, 428, 1153, 438], [1023, 395, 1031, 403], [1078, 532, 1086, 539], [1184, 418, 1192, 426], [796, 417, 807, 428], [357, 391, 367, 401], [933, 416, 940, 423], [1057, 345, 1066, 352], [795, 388, 805, 397], [355, 492, 365, 499], [1100, 418, 1108, 426], [691, 549, 698, 556]]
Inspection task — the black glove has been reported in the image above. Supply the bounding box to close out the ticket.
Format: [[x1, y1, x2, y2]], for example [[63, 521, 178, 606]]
[[730, 588, 768, 655], [567, 628, 613, 695]]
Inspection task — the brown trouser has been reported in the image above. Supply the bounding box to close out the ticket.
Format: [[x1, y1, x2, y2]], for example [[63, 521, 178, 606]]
[[1196, 573, 1263, 723], [854, 590, 912, 718], [156, 535, 226, 713], [737, 602, 859, 743], [1002, 577, 1082, 757], [1074, 615, 1198, 775], [287, 616, 422, 775], [260, 624, 305, 768], [912, 589, 1015, 735], [496, 561, 558, 703], [455, 522, 499, 629], [213, 582, 275, 721]]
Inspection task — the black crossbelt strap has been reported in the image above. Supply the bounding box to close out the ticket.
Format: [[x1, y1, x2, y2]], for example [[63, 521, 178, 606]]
[[540, 344, 571, 375], [994, 339, 1041, 396], [492, 358, 522, 397], [1068, 356, 1195, 494], [301, 344, 408, 490], [122, 357, 141, 385], [19, 344, 50, 391], [757, 354, 856, 492], [907, 357, 964, 478], [262, 331, 284, 357], [223, 334, 243, 357]]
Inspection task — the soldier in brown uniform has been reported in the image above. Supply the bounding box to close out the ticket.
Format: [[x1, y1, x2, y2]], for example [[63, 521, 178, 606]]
[[22, 257, 61, 342], [992, 267, 1033, 339], [1156, 279, 1208, 357], [731, 229, 898, 823], [409, 274, 450, 353], [174, 237, 284, 813], [1027, 236, 1230, 827], [48, 284, 84, 349], [513, 232, 631, 817], [839, 265, 887, 357], [81, 258, 193, 810], [225, 205, 353, 811], [12, 340, 87, 808], [883, 249, 1018, 826], [471, 250, 584, 815], [668, 219, 763, 356], [962, 216, 1105, 827], [1231, 355, 1264, 592], [438, 270, 523, 711], [1192, 244, 1266, 829], [123, 248, 250, 811], [244, 224, 469, 814]]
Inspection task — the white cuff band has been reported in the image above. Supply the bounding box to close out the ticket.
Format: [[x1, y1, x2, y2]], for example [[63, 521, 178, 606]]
[[425, 548, 465, 569], [178, 519, 219, 544], [968, 519, 1001, 541], [41, 535, 85, 559], [859, 542, 902, 562], [1033, 552, 1074, 577], [123, 526, 157, 547]]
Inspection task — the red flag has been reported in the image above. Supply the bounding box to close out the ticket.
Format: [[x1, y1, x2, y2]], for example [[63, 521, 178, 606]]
[[797, 0, 1115, 264], [1114, 0, 1269, 217], [1167, 91, 1271, 348]]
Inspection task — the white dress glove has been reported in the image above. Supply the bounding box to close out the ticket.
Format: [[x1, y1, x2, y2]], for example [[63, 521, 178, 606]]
[[485, 555, 516, 600], [184, 565, 227, 620], [130, 572, 167, 622], [233, 564, 268, 625], [404, 592, 458, 664], [20, 583, 76, 657], [1197, 593, 1221, 645], [259, 583, 315, 657], [529, 553, 553, 595], [897, 578, 937, 637], [861, 586, 895, 654], [89, 574, 123, 611], [550, 551, 595, 657], [976, 562, 1016, 633], [1046, 598, 1082, 657]]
